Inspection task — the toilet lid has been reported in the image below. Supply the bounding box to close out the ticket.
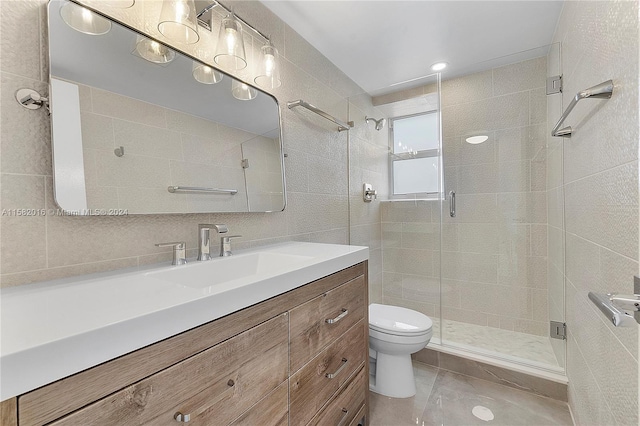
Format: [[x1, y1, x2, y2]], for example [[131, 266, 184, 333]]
[[369, 303, 433, 336]]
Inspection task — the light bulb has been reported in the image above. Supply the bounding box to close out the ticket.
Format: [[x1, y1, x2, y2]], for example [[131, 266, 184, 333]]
[[264, 53, 275, 77], [81, 7, 93, 23], [225, 28, 237, 54], [174, 1, 187, 20]]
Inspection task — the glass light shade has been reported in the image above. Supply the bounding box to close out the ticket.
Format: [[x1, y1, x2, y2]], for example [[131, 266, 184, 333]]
[[254, 40, 281, 89], [192, 62, 223, 84], [214, 13, 247, 71], [232, 79, 257, 101], [158, 0, 199, 44], [135, 36, 176, 64], [60, 1, 111, 35]]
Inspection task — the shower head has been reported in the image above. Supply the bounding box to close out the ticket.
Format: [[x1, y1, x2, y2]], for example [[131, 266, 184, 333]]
[[365, 116, 386, 131]]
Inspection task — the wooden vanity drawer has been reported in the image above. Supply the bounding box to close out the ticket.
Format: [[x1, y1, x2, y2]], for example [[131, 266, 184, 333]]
[[309, 367, 366, 426], [290, 274, 365, 372], [229, 381, 288, 426], [289, 320, 366, 426], [50, 314, 288, 426]]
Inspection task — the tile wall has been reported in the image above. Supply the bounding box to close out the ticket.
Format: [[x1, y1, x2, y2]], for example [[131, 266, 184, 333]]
[[348, 92, 390, 303], [380, 200, 440, 317], [0, 0, 385, 290], [77, 82, 269, 213], [550, 1, 639, 424]]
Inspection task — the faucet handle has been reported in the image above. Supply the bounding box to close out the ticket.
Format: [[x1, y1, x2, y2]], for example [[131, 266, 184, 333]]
[[220, 235, 242, 257], [155, 241, 187, 265]]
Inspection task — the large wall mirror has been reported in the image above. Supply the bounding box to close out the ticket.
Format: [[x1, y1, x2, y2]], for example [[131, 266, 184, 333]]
[[48, 0, 285, 214]]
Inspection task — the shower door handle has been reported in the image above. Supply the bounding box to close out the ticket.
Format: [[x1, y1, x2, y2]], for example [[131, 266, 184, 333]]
[[449, 191, 456, 217]]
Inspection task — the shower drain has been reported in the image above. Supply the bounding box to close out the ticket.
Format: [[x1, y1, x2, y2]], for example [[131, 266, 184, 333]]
[[472, 405, 495, 422]]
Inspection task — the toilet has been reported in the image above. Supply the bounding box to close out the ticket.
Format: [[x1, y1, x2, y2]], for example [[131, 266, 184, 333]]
[[368, 303, 433, 398]]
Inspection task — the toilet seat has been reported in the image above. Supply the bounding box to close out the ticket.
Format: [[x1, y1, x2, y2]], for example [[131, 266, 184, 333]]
[[369, 303, 432, 336]]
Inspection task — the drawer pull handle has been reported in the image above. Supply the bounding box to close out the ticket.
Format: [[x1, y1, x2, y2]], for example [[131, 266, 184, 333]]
[[174, 412, 191, 423], [325, 358, 348, 379], [173, 379, 236, 423], [337, 408, 350, 426], [326, 308, 348, 324]]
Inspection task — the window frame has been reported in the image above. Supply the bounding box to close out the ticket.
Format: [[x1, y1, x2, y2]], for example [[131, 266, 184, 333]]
[[388, 110, 441, 198]]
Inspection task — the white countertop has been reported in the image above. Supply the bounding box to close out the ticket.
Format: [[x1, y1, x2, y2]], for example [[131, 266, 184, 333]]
[[0, 242, 368, 400]]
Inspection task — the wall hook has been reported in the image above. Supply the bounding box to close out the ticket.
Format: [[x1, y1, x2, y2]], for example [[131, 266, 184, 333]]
[[15, 88, 50, 114], [114, 146, 125, 157]]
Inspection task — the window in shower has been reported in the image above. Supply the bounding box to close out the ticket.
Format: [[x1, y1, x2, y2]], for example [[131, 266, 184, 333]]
[[390, 111, 440, 196]]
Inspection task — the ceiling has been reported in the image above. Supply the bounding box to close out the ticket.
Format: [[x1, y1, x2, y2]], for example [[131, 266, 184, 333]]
[[262, 1, 564, 95]]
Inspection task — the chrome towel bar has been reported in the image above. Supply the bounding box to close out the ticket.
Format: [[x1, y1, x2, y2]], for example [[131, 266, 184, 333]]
[[287, 99, 354, 132], [551, 80, 613, 137], [167, 186, 238, 195]]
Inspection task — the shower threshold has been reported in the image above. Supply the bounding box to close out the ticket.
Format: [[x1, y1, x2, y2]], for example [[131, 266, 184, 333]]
[[427, 319, 566, 382]]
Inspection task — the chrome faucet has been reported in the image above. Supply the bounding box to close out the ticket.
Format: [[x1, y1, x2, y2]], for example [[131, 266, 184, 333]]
[[198, 224, 228, 261], [155, 241, 187, 265]]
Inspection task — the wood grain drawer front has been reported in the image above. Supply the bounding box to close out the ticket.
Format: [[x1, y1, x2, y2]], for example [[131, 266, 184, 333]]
[[50, 314, 288, 426], [289, 321, 366, 426], [309, 367, 366, 426], [290, 275, 365, 372], [229, 381, 288, 426]]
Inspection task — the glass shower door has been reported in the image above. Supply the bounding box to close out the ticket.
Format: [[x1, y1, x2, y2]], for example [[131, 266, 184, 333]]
[[438, 44, 565, 373]]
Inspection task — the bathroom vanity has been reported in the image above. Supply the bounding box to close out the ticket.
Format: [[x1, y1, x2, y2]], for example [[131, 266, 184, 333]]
[[0, 243, 369, 426]]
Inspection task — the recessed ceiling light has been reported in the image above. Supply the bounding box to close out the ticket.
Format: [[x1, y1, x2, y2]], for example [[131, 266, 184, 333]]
[[466, 135, 489, 144], [431, 62, 448, 71]]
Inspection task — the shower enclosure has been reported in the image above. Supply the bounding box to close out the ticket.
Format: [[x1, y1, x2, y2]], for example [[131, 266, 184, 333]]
[[349, 43, 566, 377]]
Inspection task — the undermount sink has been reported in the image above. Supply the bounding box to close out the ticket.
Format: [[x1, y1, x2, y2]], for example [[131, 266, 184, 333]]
[[145, 252, 314, 289]]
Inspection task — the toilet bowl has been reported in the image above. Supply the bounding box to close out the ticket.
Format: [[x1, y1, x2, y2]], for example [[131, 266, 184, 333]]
[[368, 303, 433, 398]]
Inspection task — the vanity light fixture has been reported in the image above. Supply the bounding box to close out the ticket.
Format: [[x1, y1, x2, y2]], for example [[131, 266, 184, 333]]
[[232, 79, 257, 100], [158, 0, 200, 45], [430, 62, 448, 72], [254, 39, 281, 89], [465, 135, 489, 144], [214, 11, 247, 71], [60, 1, 111, 35], [192, 61, 223, 84], [135, 35, 176, 64]]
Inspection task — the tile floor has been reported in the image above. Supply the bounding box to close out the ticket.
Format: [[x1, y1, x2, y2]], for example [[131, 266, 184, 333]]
[[369, 362, 573, 426]]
